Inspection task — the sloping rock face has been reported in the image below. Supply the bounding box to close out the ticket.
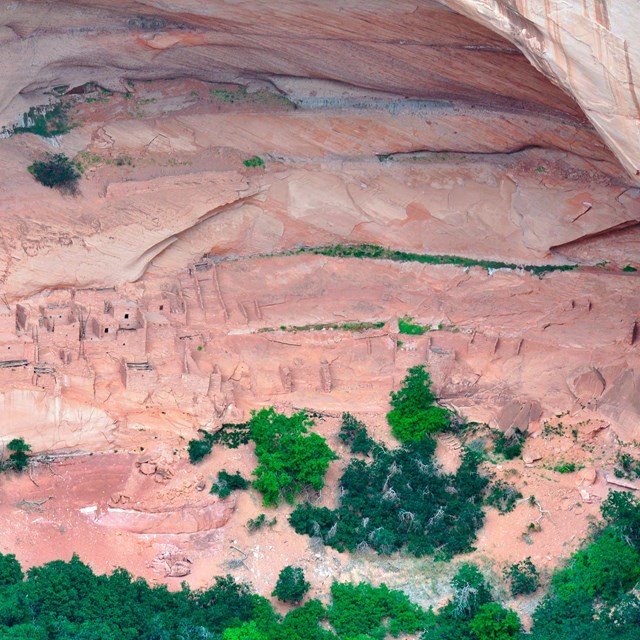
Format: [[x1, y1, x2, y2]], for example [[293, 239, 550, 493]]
[[1, 0, 638, 182], [442, 0, 640, 183], [0, 0, 583, 123]]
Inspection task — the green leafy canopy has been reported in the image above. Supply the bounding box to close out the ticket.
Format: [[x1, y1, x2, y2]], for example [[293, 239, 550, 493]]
[[249, 408, 338, 506]]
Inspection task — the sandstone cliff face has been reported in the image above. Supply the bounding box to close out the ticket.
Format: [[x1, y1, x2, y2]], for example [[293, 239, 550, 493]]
[[2, 0, 638, 182], [442, 0, 640, 182], [0, 0, 581, 122]]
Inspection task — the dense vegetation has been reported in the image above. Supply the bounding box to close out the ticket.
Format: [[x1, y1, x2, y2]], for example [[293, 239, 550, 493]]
[[531, 491, 640, 640], [328, 581, 426, 639], [0, 554, 427, 640], [289, 437, 488, 557], [27, 153, 81, 191], [386, 365, 450, 442]]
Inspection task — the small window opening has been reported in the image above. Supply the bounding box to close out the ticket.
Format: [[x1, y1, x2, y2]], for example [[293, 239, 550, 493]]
[[159, 305, 164, 311], [104, 328, 109, 334], [124, 313, 129, 319]]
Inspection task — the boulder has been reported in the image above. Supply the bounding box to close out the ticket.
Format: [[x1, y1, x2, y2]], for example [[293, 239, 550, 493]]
[[568, 368, 605, 404]]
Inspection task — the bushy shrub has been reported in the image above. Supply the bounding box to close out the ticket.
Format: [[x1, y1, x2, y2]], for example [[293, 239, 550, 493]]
[[272, 566, 310, 603], [14, 104, 71, 138], [249, 408, 338, 506], [387, 366, 450, 442], [504, 557, 539, 596], [243, 156, 264, 168], [247, 514, 277, 533], [338, 413, 374, 455], [486, 480, 522, 514], [27, 153, 80, 191], [614, 452, 640, 479], [211, 470, 250, 498], [398, 316, 429, 335], [553, 461, 576, 473], [289, 440, 488, 558], [187, 431, 214, 464], [493, 429, 526, 460]]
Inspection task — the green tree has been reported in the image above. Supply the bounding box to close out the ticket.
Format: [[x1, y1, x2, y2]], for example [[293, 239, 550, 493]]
[[505, 558, 539, 596], [338, 413, 374, 455], [601, 490, 640, 550], [249, 408, 338, 506], [222, 621, 268, 640], [387, 366, 449, 442], [328, 581, 425, 638], [0, 554, 23, 586], [4, 439, 31, 472], [447, 564, 494, 620], [272, 566, 310, 604], [551, 530, 640, 602]]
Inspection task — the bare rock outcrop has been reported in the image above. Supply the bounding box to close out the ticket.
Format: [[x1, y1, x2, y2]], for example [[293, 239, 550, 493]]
[[95, 495, 236, 534], [568, 367, 606, 405], [495, 398, 542, 433], [442, 0, 640, 182]]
